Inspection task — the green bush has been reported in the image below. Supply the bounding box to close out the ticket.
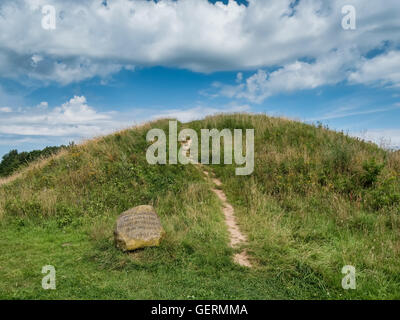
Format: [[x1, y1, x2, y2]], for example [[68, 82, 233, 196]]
[[360, 158, 384, 188], [367, 176, 400, 210]]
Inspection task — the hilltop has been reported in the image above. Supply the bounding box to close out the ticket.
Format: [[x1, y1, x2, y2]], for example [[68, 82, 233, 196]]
[[0, 114, 399, 299]]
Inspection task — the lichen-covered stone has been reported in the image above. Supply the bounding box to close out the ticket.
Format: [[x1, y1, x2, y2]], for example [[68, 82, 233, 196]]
[[114, 205, 165, 251]]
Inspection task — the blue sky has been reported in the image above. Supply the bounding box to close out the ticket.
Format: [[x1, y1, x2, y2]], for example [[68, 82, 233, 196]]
[[0, 0, 400, 158]]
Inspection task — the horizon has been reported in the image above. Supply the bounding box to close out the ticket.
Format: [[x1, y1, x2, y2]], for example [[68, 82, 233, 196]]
[[1, 111, 399, 160]]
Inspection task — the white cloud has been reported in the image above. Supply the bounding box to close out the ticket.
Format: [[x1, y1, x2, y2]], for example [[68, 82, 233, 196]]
[[308, 104, 400, 121], [216, 48, 359, 103], [352, 129, 400, 150], [349, 51, 400, 87], [51, 96, 109, 124], [0, 107, 12, 113], [37, 101, 48, 109], [0, 0, 399, 84], [236, 72, 243, 83], [31, 54, 43, 66], [0, 95, 249, 151], [0, 95, 119, 137]]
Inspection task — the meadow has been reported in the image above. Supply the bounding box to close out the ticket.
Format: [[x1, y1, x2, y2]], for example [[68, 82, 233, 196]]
[[0, 114, 399, 299]]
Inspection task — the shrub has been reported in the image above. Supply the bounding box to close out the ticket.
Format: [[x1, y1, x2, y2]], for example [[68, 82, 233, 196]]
[[367, 176, 400, 210], [360, 158, 384, 188]]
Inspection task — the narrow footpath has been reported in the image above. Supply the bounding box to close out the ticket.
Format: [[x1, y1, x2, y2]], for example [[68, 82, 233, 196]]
[[182, 139, 252, 268]]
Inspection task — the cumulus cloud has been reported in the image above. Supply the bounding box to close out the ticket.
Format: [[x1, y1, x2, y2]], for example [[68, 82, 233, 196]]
[[349, 51, 400, 87], [0, 95, 248, 154], [214, 48, 359, 102], [0, 0, 399, 84], [0, 95, 119, 137]]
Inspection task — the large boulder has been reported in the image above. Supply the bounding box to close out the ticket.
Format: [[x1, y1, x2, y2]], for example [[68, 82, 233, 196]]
[[114, 205, 165, 251]]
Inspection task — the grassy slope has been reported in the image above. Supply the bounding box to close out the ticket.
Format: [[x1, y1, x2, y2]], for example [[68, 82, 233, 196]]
[[189, 114, 400, 299], [0, 115, 399, 299]]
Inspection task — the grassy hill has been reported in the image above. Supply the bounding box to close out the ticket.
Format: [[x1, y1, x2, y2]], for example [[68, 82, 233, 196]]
[[0, 114, 399, 299]]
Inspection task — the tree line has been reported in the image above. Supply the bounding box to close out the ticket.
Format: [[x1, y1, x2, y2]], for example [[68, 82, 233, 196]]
[[0, 145, 68, 177]]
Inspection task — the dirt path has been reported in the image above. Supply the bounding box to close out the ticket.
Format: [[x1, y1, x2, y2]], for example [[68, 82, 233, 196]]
[[182, 139, 251, 268]]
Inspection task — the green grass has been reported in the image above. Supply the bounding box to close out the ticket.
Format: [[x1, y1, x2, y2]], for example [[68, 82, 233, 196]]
[[192, 114, 400, 299], [0, 115, 399, 299], [0, 198, 308, 300]]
